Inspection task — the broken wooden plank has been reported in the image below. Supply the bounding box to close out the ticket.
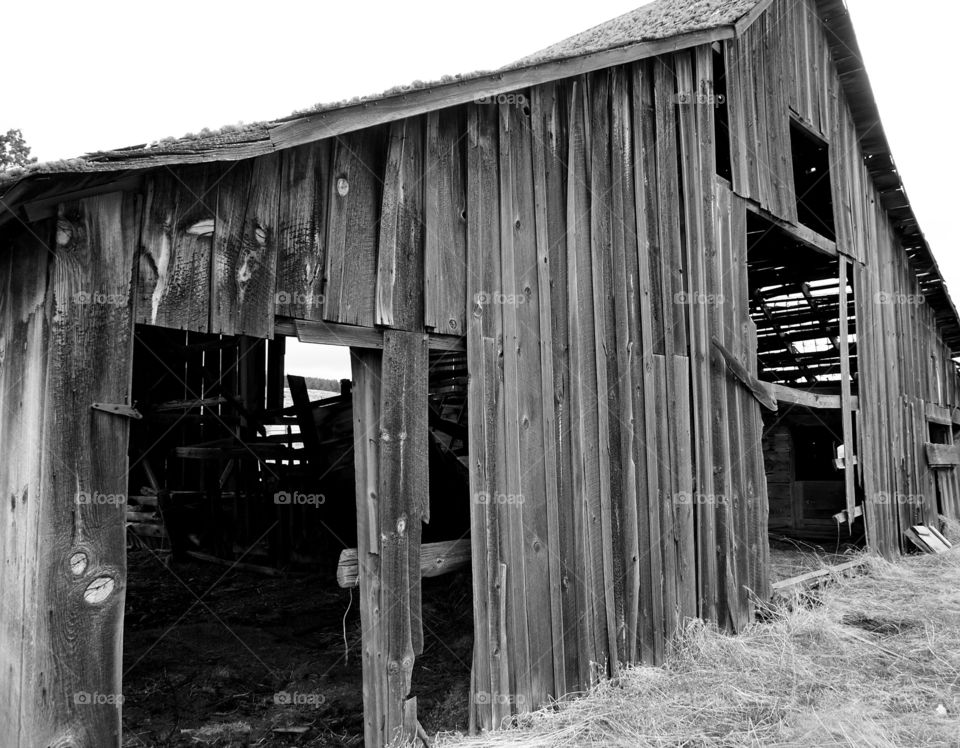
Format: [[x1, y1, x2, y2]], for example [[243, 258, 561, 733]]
[[769, 382, 859, 411], [185, 551, 285, 576], [711, 336, 778, 411], [279, 317, 466, 352], [337, 539, 471, 588], [770, 558, 868, 594], [905, 525, 953, 553]]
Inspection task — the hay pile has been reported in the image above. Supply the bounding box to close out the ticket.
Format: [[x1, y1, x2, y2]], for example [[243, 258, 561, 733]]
[[439, 546, 960, 747]]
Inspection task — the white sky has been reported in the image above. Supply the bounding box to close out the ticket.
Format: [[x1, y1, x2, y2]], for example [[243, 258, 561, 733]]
[[2, 0, 956, 378]]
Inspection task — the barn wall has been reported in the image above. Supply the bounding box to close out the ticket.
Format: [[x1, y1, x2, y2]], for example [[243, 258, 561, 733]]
[[134, 121, 467, 340], [465, 52, 769, 726], [726, 0, 960, 555], [0, 225, 51, 748], [3, 1, 960, 744]]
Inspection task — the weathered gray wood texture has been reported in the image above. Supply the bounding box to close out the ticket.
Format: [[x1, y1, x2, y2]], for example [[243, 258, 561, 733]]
[[2, 1, 960, 746], [1, 192, 138, 746]]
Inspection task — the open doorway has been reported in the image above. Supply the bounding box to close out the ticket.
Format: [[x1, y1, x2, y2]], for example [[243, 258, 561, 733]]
[[121, 326, 473, 745], [747, 214, 865, 575]]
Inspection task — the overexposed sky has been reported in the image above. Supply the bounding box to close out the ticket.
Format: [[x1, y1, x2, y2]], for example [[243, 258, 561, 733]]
[[2, 0, 956, 377]]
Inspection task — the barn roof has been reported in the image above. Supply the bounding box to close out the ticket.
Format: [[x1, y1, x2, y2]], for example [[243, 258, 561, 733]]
[[1, 0, 957, 351], [516, 0, 761, 66], [0, 0, 763, 190]]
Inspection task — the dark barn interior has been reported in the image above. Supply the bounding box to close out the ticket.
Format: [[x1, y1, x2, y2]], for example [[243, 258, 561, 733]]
[[122, 330, 473, 744]]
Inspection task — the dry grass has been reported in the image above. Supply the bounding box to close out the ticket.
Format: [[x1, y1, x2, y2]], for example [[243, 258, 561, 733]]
[[438, 547, 960, 747]]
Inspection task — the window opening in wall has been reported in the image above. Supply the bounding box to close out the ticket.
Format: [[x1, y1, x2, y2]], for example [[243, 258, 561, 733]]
[[790, 119, 836, 240]]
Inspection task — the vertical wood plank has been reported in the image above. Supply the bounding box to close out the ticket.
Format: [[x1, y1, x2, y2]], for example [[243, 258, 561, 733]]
[[276, 140, 331, 321], [424, 108, 468, 336], [30, 193, 138, 746], [211, 153, 281, 338], [465, 102, 511, 730], [351, 349, 385, 748], [0, 226, 51, 748], [378, 329, 428, 744], [377, 117, 425, 332], [631, 60, 666, 664], [587, 70, 622, 673], [325, 129, 385, 327], [496, 99, 537, 706], [137, 164, 221, 332], [839, 258, 857, 525], [529, 83, 568, 696], [676, 48, 718, 623], [566, 77, 604, 685]]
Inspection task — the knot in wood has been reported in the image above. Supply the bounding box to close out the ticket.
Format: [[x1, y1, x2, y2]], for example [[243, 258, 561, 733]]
[[55, 219, 74, 249], [83, 575, 115, 605], [69, 551, 88, 576], [396, 516, 407, 535]]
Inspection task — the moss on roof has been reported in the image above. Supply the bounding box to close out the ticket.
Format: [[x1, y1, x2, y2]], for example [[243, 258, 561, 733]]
[[515, 0, 761, 67], [1, 0, 762, 189]]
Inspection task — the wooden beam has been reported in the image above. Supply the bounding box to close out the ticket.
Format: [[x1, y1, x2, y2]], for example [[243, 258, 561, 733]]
[[378, 330, 429, 743], [926, 443, 960, 468], [769, 382, 859, 411], [267, 28, 735, 152], [274, 317, 466, 351], [838, 258, 857, 526], [770, 559, 867, 594], [337, 539, 470, 588], [22, 173, 145, 222], [924, 401, 955, 426], [745, 200, 838, 257], [734, 0, 777, 36], [711, 336, 778, 411]]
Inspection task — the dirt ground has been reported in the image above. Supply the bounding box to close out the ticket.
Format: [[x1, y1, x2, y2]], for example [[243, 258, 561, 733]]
[[122, 550, 473, 747]]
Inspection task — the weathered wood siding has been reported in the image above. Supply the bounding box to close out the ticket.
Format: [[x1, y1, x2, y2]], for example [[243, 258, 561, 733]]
[[726, 0, 960, 555], [0, 225, 52, 748], [0, 193, 138, 746], [134, 123, 466, 339], [2, 1, 959, 746], [465, 56, 768, 726]]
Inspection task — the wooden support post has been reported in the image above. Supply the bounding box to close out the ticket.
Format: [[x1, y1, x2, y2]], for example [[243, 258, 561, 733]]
[[839, 258, 857, 526], [352, 349, 385, 748], [12, 193, 138, 747], [378, 330, 429, 745]]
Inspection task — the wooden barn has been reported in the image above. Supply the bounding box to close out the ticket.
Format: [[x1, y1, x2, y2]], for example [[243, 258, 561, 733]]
[[2, 0, 959, 745]]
